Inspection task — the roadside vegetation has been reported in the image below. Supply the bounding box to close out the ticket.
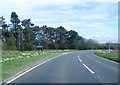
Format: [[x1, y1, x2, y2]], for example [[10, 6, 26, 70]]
[[1, 50, 79, 80], [1, 12, 118, 51], [95, 50, 119, 63], [0, 12, 119, 81]]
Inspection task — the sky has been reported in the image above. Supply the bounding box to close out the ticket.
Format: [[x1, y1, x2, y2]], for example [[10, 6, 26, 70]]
[[0, 0, 119, 43]]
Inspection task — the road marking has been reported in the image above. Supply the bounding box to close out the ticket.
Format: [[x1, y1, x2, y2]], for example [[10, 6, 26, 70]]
[[78, 56, 94, 74], [78, 56, 82, 62], [7, 58, 55, 83], [63, 53, 69, 55], [6, 53, 68, 84], [83, 64, 94, 74], [77, 53, 102, 80]]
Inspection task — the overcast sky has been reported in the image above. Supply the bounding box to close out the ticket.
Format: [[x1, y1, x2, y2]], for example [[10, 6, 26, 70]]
[[1, 0, 118, 43]]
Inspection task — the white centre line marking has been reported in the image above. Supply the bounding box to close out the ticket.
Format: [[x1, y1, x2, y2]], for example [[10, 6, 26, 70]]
[[78, 56, 82, 62], [83, 63, 94, 74], [78, 56, 95, 74]]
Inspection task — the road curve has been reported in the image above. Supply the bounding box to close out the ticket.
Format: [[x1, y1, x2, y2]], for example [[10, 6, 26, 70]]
[[8, 50, 118, 83]]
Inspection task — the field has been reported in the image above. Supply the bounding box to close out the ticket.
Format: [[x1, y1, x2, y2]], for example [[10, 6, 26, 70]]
[[1, 50, 79, 80], [95, 50, 119, 62]]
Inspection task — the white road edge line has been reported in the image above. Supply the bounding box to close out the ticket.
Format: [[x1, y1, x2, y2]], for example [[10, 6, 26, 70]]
[[78, 56, 82, 62], [6, 53, 68, 84], [83, 64, 95, 74], [92, 53, 118, 64]]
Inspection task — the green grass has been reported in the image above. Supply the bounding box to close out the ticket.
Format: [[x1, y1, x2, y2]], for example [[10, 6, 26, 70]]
[[95, 50, 120, 62], [1, 50, 79, 80]]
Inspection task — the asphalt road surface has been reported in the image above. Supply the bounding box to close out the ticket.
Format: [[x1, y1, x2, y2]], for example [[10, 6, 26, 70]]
[[10, 50, 118, 83]]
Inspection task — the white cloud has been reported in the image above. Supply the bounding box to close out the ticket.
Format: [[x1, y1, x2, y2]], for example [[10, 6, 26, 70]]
[[0, 1, 118, 43], [84, 34, 118, 43], [79, 14, 107, 20]]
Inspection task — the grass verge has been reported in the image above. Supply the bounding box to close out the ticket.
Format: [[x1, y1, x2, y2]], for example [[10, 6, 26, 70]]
[[95, 50, 119, 63], [1, 50, 79, 80]]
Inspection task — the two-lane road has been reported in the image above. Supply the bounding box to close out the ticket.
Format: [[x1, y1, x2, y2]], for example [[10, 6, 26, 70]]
[[8, 50, 118, 83]]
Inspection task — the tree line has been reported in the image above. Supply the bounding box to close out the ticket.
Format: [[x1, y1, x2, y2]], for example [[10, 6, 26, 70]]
[[0, 12, 118, 51]]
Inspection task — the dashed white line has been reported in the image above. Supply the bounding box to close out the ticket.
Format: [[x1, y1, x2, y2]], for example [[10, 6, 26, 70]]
[[78, 56, 94, 74], [78, 56, 82, 62], [83, 63, 94, 74]]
